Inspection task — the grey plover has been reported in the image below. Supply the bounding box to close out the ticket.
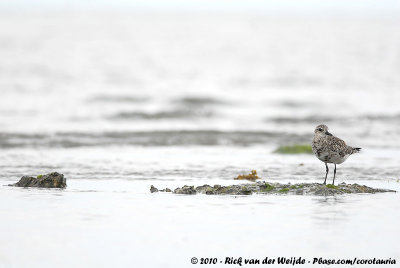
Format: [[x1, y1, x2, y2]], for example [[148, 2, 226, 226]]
[[311, 124, 361, 185]]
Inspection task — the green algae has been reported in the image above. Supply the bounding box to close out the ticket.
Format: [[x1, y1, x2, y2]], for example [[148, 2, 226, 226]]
[[261, 183, 275, 192], [278, 188, 289, 193], [326, 184, 338, 189], [274, 144, 313, 154], [241, 186, 252, 195], [291, 184, 305, 189]]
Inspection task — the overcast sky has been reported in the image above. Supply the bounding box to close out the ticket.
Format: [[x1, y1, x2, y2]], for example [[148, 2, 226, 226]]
[[0, 0, 399, 14]]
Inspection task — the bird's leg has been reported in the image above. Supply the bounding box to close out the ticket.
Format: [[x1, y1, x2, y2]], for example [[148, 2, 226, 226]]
[[333, 164, 337, 185], [324, 163, 329, 185]]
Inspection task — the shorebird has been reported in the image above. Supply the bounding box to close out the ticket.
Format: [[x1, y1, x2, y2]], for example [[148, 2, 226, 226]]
[[311, 124, 361, 185]]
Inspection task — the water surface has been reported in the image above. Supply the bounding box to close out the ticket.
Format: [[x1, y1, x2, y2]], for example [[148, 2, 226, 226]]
[[0, 12, 399, 267]]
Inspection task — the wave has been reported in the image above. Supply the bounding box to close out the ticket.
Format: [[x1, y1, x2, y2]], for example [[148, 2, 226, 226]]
[[268, 113, 400, 124], [108, 108, 214, 120], [0, 130, 310, 148]]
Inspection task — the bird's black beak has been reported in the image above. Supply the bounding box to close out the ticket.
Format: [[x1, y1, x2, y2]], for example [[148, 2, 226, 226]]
[[325, 131, 332, 136]]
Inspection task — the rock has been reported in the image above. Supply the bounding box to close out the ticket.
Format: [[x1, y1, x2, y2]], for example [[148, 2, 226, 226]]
[[153, 181, 396, 196], [150, 185, 158, 193], [174, 185, 196, 194], [156, 187, 172, 193], [10, 172, 66, 188]]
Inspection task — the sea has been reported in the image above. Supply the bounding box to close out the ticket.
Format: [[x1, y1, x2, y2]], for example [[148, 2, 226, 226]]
[[0, 12, 399, 267]]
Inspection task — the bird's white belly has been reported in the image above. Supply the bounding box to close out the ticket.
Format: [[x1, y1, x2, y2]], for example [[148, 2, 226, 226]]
[[316, 151, 349, 164], [330, 154, 349, 164]]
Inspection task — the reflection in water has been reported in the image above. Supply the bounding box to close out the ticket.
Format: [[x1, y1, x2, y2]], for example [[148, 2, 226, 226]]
[[311, 196, 355, 226]]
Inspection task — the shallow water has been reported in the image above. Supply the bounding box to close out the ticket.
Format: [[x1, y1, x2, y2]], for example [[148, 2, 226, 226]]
[[1, 146, 399, 267], [1, 13, 400, 148], [1, 179, 399, 268], [0, 12, 400, 267]]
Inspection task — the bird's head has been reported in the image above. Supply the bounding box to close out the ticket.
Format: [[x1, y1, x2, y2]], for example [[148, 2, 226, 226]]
[[314, 124, 332, 137]]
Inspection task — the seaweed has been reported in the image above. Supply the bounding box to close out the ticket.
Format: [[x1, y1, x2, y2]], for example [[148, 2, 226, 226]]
[[326, 184, 338, 189], [273, 144, 313, 154], [278, 188, 289, 193], [261, 182, 275, 192], [234, 170, 260, 181]]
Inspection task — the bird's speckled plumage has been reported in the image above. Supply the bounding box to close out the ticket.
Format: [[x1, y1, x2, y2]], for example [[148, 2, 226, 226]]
[[312, 124, 360, 164], [311, 124, 361, 184]]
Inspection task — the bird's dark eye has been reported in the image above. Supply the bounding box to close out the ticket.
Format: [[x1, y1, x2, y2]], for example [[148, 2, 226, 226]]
[[318, 128, 323, 131]]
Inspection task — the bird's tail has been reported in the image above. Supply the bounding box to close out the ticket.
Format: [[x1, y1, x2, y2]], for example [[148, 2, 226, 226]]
[[352, 147, 361, 154]]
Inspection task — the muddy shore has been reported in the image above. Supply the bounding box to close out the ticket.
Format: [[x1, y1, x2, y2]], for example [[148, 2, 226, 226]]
[[151, 181, 396, 196]]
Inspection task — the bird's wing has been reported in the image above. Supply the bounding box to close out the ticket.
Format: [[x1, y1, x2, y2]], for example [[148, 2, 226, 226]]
[[326, 135, 348, 153]]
